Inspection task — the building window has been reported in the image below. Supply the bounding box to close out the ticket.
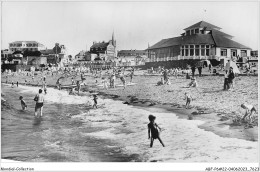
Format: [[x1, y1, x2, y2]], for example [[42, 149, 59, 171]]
[[241, 50, 247, 57], [206, 49, 210, 56], [231, 49, 237, 57], [206, 45, 210, 56], [221, 49, 227, 56], [195, 28, 199, 34], [191, 29, 195, 35], [200, 45, 205, 56], [185, 49, 189, 56], [186, 30, 190, 36], [195, 45, 200, 56], [190, 45, 194, 56]]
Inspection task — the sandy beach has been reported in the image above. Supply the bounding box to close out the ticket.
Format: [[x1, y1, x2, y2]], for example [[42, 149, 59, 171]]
[[2, 69, 258, 142]]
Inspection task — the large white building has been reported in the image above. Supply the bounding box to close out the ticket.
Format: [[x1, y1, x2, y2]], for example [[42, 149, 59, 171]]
[[9, 41, 45, 52], [147, 21, 251, 62]]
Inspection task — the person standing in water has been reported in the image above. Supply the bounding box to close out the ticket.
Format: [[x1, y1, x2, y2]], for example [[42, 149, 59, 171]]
[[34, 89, 45, 117], [148, 114, 165, 148], [19, 96, 27, 110]]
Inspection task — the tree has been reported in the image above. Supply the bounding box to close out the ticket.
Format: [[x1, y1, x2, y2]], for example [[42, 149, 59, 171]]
[[23, 50, 41, 57]]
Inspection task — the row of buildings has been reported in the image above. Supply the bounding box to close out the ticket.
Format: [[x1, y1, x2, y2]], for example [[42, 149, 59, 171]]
[[1, 21, 257, 71], [1, 41, 68, 66]]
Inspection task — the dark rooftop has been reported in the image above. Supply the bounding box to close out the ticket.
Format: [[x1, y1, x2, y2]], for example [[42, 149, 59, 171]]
[[91, 42, 109, 49], [184, 21, 222, 30]]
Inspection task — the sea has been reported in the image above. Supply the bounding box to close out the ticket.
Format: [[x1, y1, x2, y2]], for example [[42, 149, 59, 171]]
[[1, 84, 258, 162]]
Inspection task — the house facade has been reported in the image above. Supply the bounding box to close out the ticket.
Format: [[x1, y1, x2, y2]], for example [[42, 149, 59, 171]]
[[147, 21, 251, 63], [75, 51, 92, 61], [117, 50, 147, 66], [40, 43, 68, 65], [90, 33, 117, 61]]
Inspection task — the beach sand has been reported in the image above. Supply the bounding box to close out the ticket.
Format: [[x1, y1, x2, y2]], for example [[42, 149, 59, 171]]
[[2, 70, 258, 142]]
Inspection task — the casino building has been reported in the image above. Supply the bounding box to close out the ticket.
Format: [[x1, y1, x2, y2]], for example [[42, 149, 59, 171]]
[[147, 21, 251, 63]]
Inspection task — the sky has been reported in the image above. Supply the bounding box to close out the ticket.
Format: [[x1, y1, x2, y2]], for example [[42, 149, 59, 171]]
[[1, 1, 259, 56]]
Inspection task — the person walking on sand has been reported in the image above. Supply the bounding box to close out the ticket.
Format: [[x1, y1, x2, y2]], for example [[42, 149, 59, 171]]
[[16, 81, 19, 87], [102, 77, 108, 90], [223, 71, 229, 90], [42, 82, 47, 94], [120, 75, 126, 89], [34, 89, 45, 117], [225, 59, 231, 73], [191, 66, 196, 78], [228, 67, 235, 90], [19, 96, 27, 110], [241, 103, 257, 123], [76, 80, 81, 95], [198, 66, 202, 77], [130, 69, 134, 83], [184, 92, 193, 109], [111, 73, 116, 88], [148, 115, 165, 148], [93, 95, 98, 109], [208, 63, 212, 73]]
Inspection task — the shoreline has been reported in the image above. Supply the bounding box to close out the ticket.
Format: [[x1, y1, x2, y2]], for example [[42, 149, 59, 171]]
[[1, 73, 258, 142], [88, 88, 258, 142]]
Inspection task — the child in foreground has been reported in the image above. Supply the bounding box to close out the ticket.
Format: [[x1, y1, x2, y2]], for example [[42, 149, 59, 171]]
[[184, 92, 192, 109], [19, 96, 27, 110], [148, 115, 165, 148]]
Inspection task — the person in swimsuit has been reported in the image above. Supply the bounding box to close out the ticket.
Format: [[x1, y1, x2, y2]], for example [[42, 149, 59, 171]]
[[19, 96, 27, 110], [241, 103, 257, 122], [184, 92, 193, 109], [93, 95, 98, 109], [34, 89, 45, 117], [148, 115, 165, 148], [76, 80, 81, 95]]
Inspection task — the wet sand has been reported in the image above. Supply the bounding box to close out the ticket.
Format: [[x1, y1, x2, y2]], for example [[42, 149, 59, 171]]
[[2, 70, 258, 142]]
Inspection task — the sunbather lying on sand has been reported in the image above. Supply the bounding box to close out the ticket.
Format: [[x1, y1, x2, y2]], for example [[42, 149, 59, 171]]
[[188, 77, 198, 87]]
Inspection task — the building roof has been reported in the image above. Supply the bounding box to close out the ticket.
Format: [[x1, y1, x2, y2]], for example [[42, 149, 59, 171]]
[[148, 34, 215, 50], [211, 30, 251, 49], [148, 21, 251, 50], [9, 41, 44, 46], [180, 34, 215, 45], [148, 36, 183, 50], [184, 21, 221, 31], [91, 42, 109, 49]]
